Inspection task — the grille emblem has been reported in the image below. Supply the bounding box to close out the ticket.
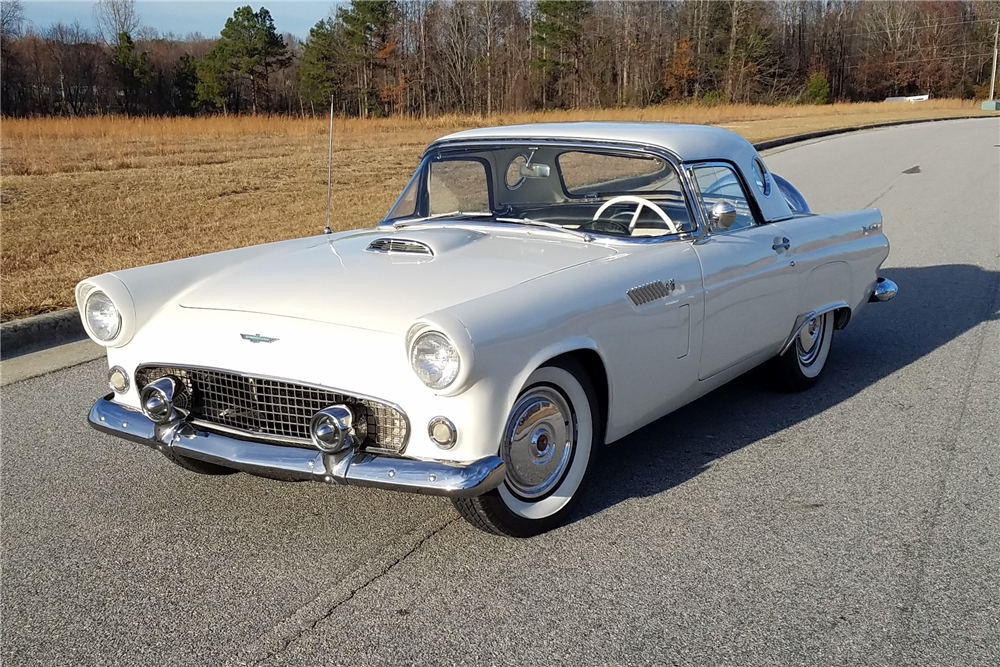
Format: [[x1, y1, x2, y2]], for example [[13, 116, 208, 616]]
[[240, 333, 279, 344]]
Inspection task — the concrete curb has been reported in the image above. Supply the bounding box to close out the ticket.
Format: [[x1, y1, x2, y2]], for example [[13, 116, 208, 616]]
[[0, 113, 993, 361], [1, 308, 85, 360], [752, 113, 990, 152]]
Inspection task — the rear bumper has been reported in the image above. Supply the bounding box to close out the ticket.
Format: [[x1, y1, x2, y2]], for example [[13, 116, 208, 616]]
[[88, 396, 505, 498]]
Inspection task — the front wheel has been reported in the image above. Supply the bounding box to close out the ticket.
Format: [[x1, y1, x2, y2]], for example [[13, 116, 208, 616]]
[[453, 360, 598, 537], [771, 311, 834, 392]]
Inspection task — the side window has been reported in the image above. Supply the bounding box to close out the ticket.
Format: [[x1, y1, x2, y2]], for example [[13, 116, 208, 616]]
[[690, 164, 758, 232], [386, 173, 418, 220], [427, 159, 491, 215]]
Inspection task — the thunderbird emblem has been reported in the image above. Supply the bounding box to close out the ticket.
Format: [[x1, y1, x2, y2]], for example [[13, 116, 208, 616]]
[[240, 333, 279, 344]]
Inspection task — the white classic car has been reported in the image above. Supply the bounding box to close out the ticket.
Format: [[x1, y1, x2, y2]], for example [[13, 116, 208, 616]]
[[81, 122, 897, 537]]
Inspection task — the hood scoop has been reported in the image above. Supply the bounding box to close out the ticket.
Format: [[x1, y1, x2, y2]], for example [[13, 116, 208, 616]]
[[366, 238, 433, 256]]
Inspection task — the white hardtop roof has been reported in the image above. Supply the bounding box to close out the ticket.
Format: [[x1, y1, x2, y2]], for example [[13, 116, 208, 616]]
[[431, 121, 756, 162], [430, 121, 794, 223]]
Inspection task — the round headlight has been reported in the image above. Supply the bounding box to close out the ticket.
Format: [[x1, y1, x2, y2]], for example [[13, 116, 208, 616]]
[[84, 290, 121, 342], [410, 332, 460, 389]]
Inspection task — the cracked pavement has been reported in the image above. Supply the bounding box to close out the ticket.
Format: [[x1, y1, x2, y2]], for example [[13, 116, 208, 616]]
[[3, 118, 999, 666]]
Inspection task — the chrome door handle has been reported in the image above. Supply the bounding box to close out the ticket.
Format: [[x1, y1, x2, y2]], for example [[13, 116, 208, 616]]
[[772, 237, 791, 252]]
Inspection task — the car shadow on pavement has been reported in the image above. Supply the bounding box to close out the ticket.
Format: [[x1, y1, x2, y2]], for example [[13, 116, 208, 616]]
[[571, 264, 1000, 525]]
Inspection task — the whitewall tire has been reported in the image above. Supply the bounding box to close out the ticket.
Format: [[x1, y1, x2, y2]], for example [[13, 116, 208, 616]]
[[773, 311, 834, 391], [453, 360, 598, 537]]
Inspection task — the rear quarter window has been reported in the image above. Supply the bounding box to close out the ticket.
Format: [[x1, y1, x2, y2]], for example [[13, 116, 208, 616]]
[[751, 158, 770, 196]]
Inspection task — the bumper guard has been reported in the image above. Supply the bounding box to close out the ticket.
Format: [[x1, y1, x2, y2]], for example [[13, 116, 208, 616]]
[[88, 396, 505, 498]]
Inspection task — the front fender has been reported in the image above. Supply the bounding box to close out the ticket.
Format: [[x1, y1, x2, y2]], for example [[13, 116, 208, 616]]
[[506, 335, 608, 418]]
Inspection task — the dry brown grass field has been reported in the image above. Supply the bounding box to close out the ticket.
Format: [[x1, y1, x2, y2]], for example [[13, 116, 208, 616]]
[[0, 99, 987, 321]]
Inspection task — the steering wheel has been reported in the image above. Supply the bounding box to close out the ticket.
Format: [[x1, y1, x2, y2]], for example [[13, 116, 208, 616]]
[[587, 195, 678, 235]]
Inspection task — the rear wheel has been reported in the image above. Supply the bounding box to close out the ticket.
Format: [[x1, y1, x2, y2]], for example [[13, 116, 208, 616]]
[[772, 311, 834, 392], [453, 360, 598, 538]]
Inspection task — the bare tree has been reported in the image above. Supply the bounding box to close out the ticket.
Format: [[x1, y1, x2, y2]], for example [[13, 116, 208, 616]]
[[1, 0, 25, 38], [94, 0, 140, 42], [3, 0, 1000, 118]]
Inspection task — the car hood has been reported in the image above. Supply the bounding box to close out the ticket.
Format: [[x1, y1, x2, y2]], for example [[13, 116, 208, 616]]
[[178, 226, 617, 334]]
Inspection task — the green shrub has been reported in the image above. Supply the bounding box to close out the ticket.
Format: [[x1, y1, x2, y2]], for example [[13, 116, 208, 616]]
[[699, 90, 725, 106], [806, 72, 830, 105]]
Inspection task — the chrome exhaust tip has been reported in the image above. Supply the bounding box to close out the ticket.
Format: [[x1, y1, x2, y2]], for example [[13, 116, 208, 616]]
[[870, 277, 898, 303]]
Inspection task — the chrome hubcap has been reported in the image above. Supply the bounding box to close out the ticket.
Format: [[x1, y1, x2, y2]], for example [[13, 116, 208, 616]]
[[796, 316, 824, 365], [501, 387, 575, 500]]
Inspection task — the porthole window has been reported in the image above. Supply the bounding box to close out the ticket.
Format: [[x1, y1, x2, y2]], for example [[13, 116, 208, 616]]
[[505, 155, 528, 189], [752, 158, 770, 196]]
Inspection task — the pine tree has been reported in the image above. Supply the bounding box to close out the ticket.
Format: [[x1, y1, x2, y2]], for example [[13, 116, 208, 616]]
[[340, 0, 397, 116], [806, 71, 830, 104], [110, 31, 147, 115], [531, 0, 591, 108], [200, 5, 291, 114], [196, 47, 233, 112], [173, 53, 198, 115], [299, 18, 342, 108]]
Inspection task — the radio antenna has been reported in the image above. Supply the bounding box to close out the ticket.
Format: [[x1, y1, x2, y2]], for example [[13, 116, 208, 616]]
[[323, 95, 334, 235]]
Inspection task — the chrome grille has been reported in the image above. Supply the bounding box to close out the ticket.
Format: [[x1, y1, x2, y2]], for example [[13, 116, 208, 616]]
[[366, 238, 433, 255], [135, 366, 408, 454]]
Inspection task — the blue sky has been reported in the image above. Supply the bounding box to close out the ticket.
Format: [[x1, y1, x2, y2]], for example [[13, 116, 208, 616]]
[[21, 1, 340, 41]]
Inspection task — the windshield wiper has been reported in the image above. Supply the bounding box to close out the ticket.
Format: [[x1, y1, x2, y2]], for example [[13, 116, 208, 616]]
[[495, 217, 595, 243], [393, 211, 492, 228]]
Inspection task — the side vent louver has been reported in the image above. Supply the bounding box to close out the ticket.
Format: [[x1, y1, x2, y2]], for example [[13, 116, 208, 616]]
[[627, 280, 674, 307], [367, 238, 434, 256]]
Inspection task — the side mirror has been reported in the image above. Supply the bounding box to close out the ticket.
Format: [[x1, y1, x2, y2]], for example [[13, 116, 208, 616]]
[[708, 201, 737, 231], [519, 163, 551, 179]]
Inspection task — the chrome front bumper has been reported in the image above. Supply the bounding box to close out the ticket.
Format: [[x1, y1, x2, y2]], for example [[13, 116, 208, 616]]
[[88, 396, 505, 498]]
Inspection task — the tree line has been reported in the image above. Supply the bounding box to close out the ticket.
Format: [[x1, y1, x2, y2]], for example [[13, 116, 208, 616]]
[[2, 0, 998, 118]]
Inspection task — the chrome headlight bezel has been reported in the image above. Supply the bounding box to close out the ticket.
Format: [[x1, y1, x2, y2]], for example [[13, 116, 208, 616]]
[[76, 276, 136, 348], [84, 289, 122, 342], [409, 330, 461, 390]]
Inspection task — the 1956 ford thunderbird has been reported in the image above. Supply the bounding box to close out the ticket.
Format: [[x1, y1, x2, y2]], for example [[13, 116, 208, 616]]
[[81, 122, 897, 537]]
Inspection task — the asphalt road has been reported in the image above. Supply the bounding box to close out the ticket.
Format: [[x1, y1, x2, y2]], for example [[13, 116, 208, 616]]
[[3, 117, 998, 667]]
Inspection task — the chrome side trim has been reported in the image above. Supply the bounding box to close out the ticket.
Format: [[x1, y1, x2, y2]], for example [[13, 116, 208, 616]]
[[869, 277, 898, 303], [778, 301, 850, 356], [88, 396, 504, 498]]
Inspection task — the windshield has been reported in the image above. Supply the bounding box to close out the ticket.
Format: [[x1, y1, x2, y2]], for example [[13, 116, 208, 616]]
[[384, 144, 696, 238]]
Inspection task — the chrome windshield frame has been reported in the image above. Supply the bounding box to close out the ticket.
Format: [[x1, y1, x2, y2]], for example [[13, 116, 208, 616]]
[[378, 138, 706, 245]]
